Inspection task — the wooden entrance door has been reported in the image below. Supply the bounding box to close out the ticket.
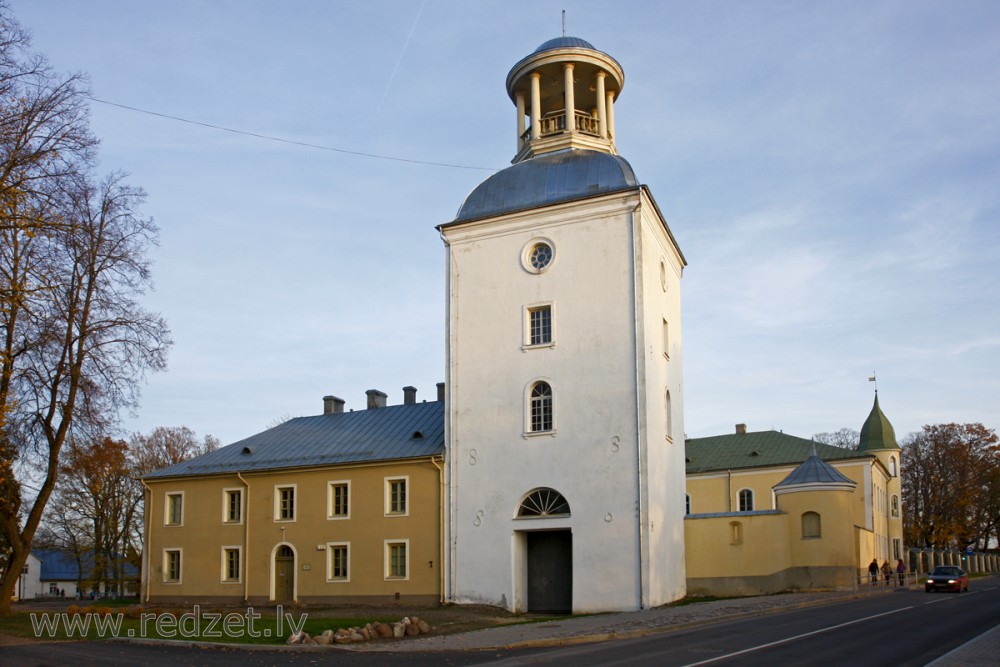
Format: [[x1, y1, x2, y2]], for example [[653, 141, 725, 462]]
[[527, 531, 572, 613], [275, 545, 294, 601]]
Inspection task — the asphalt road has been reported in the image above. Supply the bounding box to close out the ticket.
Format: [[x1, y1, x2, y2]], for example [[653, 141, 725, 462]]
[[2, 583, 998, 666]]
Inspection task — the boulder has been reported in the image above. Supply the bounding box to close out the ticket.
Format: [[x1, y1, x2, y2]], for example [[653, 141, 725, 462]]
[[392, 622, 405, 638], [286, 631, 307, 645], [314, 634, 331, 645], [334, 635, 353, 644], [374, 622, 394, 638], [416, 620, 431, 634], [405, 623, 420, 636]]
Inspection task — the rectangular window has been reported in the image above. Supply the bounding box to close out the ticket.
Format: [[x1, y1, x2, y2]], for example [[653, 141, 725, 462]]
[[328, 481, 350, 519], [386, 478, 408, 515], [327, 543, 349, 581], [275, 485, 296, 521], [222, 547, 241, 582], [528, 305, 552, 346], [386, 541, 408, 579], [662, 318, 670, 359], [223, 489, 242, 523], [163, 549, 181, 583], [165, 492, 183, 526]]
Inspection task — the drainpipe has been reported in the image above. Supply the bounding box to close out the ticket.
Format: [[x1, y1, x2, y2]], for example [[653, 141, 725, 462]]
[[140, 479, 152, 603], [430, 456, 445, 604], [440, 229, 456, 604], [237, 472, 250, 604], [727, 470, 733, 512], [629, 200, 647, 609]]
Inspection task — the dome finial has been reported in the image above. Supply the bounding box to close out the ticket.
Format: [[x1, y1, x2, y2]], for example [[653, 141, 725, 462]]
[[562, 9, 567, 36], [869, 372, 877, 394]]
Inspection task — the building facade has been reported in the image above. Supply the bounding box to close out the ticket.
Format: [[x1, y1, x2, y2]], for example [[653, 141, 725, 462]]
[[440, 36, 687, 613]]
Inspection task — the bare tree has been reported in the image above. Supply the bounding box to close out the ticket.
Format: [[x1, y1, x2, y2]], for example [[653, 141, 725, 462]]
[[812, 428, 860, 449], [129, 426, 219, 477]]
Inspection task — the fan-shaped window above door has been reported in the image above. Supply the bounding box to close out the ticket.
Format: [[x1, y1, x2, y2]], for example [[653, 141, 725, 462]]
[[517, 488, 570, 518]]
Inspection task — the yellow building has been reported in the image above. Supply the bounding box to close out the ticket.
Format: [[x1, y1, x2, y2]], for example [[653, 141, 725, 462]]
[[142, 388, 444, 605], [684, 395, 902, 596]]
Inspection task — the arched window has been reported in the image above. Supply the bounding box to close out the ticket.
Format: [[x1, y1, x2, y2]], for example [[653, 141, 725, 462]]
[[738, 488, 754, 512], [665, 389, 673, 441], [802, 511, 821, 538], [529, 381, 553, 432], [517, 488, 570, 518], [729, 521, 743, 544], [891, 495, 899, 518], [889, 456, 898, 477]]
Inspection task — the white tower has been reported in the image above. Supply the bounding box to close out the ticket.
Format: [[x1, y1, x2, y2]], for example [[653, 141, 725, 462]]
[[440, 36, 687, 613]]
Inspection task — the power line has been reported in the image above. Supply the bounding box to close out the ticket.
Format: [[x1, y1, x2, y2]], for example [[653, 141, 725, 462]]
[[84, 94, 499, 172]]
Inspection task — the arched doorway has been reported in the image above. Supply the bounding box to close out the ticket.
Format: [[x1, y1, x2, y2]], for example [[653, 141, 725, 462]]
[[274, 544, 295, 601], [517, 488, 572, 613]]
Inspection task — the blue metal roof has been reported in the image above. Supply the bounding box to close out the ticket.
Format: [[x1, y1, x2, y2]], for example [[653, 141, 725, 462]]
[[533, 36, 596, 53], [145, 401, 445, 479], [453, 150, 639, 223], [774, 451, 856, 488], [33, 549, 139, 581]]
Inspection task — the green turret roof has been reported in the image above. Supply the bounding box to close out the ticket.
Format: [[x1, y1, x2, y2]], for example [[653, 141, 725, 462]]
[[857, 393, 899, 452]]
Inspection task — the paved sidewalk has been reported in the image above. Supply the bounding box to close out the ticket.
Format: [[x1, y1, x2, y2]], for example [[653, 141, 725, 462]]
[[334, 589, 888, 652], [926, 622, 1000, 667]]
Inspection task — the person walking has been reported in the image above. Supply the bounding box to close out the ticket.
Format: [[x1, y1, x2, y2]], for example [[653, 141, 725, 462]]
[[896, 559, 906, 586], [881, 560, 893, 586], [869, 558, 880, 586]]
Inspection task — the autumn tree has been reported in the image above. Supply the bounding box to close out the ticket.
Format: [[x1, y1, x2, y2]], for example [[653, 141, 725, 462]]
[[129, 426, 219, 477], [902, 423, 1000, 550], [0, 5, 170, 612]]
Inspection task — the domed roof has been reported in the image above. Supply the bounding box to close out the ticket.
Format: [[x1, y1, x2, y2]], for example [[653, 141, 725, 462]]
[[858, 393, 899, 451], [453, 150, 639, 223], [533, 36, 596, 53]]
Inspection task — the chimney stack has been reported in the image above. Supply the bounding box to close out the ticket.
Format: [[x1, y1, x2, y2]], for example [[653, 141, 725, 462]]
[[403, 386, 417, 405], [736, 423, 747, 435], [436, 382, 445, 402], [323, 395, 345, 415], [366, 389, 388, 410]]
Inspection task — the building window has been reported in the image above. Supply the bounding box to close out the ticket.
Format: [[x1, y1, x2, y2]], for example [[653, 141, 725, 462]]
[[275, 485, 296, 521], [385, 477, 408, 516], [729, 522, 743, 545], [165, 492, 183, 526], [891, 495, 899, 518], [685, 494, 691, 515], [223, 489, 242, 524], [802, 512, 821, 539], [893, 538, 901, 560], [662, 318, 670, 359], [222, 547, 241, 582], [738, 488, 754, 512], [517, 488, 570, 518], [327, 543, 349, 581], [529, 381, 553, 433], [163, 549, 181, 583], [665, 389, 673, 442], [527, 305, 552, 346], [386, 541, 408, 579], [889, 456, 898, 477], [328, 481, 350, 519]]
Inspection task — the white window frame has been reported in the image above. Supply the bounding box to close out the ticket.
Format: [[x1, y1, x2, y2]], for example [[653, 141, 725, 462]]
[[738, 488, 754, 512], [162, 548, 182, 584], [662, 318, 670, 359], [164, 491, 184, 527], [222, 488, 243, 524], [274, 484, 297, 522], [523, 378, 556, 437], [221, 545, 242, 583], [523, 302, 555, 350], [326, 542, 350, 582], [385, 476, 409, 516], [384, 539, 409, 580], [891, 495, 900, 518], [327, 480, 351, 520], [664, 389, 673, 442]]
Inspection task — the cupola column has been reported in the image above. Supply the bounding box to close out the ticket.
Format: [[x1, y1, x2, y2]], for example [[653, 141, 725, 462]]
[[530, 72, 542, 139], [596, 71, 608, 139], [606, 90, 616, 140], [515, 92, 526, 150], [563, 63, 576, 132]]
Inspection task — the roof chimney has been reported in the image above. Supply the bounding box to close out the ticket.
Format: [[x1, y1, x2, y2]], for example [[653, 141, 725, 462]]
[[366, 389, 388, 410], [436, 382, 445, 402], [323, 395, 345, 415], [403, 386, 417, 405], [736, 423, 747, 435]]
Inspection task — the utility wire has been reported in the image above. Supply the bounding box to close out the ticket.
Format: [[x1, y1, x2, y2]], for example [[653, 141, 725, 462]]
[[84, 94, 499, 172]]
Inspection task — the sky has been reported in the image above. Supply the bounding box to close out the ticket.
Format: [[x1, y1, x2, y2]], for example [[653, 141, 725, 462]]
[[10, 0, 999, 446]]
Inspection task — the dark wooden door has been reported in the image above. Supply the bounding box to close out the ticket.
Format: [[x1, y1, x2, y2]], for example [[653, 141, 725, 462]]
[[275, 545, 294, 601], [527, 531, 572, 613]]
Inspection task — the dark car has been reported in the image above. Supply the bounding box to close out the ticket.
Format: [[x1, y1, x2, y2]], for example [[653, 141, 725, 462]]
[[925, 566, 969, 593]]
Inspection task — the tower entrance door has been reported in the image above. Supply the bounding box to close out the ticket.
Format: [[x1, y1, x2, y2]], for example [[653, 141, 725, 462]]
[[526, 530, 572, 613], [274, 545, 295, 601]]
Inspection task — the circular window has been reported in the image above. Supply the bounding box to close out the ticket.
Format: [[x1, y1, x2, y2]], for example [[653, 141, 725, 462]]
[[522, 239, 555, 273]]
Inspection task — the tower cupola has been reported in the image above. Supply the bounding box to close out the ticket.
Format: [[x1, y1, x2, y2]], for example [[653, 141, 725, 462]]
[[506, 36, 624, 164], [858, 393, 899, 452]]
